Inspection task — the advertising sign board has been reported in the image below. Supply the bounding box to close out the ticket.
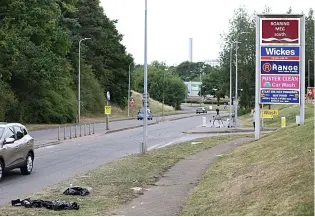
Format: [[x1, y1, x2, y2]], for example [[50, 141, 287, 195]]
[[261, 61, 300, 74], [261, 46, 300, 60], [260, 75, 300, 89], [261, 19, 300, 45], [260, 89, 300, 104]]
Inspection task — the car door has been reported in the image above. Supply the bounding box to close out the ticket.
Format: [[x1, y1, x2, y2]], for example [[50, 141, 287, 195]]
[[13, 126, 27, 163], [2, 127, 19, 168]]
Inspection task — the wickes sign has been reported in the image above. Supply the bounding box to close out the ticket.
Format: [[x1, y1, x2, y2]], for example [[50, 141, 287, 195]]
[[261, 46, 300, 60]]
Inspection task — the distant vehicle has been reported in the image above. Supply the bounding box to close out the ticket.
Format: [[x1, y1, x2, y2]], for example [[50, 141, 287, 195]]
[[196, 107, 207, 114], [0, 123, 35, 182], [137, 108, 153, 120]]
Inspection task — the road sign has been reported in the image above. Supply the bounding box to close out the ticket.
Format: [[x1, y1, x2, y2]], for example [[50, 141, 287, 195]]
[[261, 46, 300, 60], [261, 61, 300, 74], [130, 98, 135, 108], [260, 18, 300, 45], [106, 91, 111, 101], [307, 87, 314, 97], [104, 106, 111, 115], [251, 109, 279, 118]]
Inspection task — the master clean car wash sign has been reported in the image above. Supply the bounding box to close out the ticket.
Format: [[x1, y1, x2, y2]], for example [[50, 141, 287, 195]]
[[259, 17, 302, 104]]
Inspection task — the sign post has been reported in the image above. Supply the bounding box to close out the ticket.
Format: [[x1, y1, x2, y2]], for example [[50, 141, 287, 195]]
[[106, 91, 110, 130], [255, 14, 305, 140]]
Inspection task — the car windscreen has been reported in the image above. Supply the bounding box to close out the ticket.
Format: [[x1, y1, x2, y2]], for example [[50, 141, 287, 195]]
[[0, 127, 4, 138]]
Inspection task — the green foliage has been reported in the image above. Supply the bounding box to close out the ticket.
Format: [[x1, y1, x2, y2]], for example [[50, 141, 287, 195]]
[[174, 61, 212, 81], [132, 62, 187, 109], [0, 0, 133, 124], [201, 67, 226, 105]]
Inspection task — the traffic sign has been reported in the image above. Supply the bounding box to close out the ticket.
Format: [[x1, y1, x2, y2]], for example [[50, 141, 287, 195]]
[[106, 91, 111, 101], [104, 106, 111, 115]]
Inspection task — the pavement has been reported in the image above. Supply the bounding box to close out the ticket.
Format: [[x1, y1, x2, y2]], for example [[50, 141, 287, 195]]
[[115, 137, 254, 216], [0, 114, 230, 206]]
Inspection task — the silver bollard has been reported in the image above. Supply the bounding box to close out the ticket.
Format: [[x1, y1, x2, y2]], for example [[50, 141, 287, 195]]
[[93, 123, 95, 134], [89, 123, 91, 135], [58, 127, 60, 140], [84, 124, 86, 136], [70, 125, 72, 139], [75, 125, 77, 138], [80, 125, 82, 137], [64, 126, 66, 140]]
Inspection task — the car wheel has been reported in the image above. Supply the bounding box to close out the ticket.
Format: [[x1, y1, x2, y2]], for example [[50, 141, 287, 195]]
[[20, 153, 34, 175], [0, 160, 4, 182]]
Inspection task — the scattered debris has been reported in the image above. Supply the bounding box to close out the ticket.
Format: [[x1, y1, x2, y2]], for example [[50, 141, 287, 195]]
[[191, 142, 202, 145], [215, 154, 223, 157], [11, 198, 79, 211], [63, 186, 90, 196], [131, 187, 147, 195]]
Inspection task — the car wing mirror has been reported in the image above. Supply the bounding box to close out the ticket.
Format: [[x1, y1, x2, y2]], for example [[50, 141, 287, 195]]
[[4, 138, 15, 145]]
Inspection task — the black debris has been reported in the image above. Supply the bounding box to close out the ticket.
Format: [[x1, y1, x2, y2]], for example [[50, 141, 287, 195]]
[[63, 187, 90, 196], [11, 198, 80, 211]]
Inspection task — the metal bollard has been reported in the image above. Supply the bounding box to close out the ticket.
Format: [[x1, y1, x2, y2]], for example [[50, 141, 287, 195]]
[[84, 124, 86, 136], [80, 125, 82, 137], [64, 126, 66, 140], [93, 123, 95, 134], [70, 125, 72, 139], [58, 127, 60, 140], [75, 125, 77, 138], [89, 123, 91, 135]]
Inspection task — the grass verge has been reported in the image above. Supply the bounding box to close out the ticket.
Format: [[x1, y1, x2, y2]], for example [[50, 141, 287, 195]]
[[240, 104, 314, 128], [26, 90, 180, 131], [0, 134, 251, 216], [180, 116, 314, 216]]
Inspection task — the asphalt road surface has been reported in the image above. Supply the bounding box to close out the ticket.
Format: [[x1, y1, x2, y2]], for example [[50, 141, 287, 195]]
[[0, 113, 233, 205], [30, 112, 198, 144]]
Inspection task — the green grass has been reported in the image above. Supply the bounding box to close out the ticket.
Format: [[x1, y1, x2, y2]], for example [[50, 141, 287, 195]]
[[240, 104, 314, 128], [0, 134, 250, 216], [180, 115, 314, 216]]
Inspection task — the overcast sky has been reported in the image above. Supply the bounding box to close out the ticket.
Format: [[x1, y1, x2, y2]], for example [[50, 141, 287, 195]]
[[100, 0, 312, 66]]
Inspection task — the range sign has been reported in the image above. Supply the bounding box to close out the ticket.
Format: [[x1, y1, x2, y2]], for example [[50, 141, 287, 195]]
[[261, 61, 299, 74], [261, 46, 300, 60], [261, 19, 300, 45]]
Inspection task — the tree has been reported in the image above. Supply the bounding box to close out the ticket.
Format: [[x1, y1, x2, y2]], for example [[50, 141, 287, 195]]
[[201, 67, 226, 105]]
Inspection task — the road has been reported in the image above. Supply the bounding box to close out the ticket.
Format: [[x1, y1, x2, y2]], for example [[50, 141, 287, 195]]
[[31, 112, 199, 145], [0, 112, 232, 205]]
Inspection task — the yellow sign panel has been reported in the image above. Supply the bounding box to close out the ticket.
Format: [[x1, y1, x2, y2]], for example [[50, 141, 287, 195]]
[[251, 109, 279, 119], [104, 106, 111, 115]]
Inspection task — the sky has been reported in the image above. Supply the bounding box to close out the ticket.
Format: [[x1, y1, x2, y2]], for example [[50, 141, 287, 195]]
[[100, 0, 312, 66]]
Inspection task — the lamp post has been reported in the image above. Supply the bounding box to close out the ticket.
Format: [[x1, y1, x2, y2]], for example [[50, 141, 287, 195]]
[[128, 62, 133, 117], [234, 31, 249, 129], [142, 0, 148, 154], [229, 45, 232, 128], [78, 37, 91, 123]]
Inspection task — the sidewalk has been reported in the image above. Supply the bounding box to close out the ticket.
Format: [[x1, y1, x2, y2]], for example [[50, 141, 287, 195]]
[[115, 137, 254, 216]]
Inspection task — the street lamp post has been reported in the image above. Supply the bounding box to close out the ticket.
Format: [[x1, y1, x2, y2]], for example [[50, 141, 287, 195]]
[[78, 37, 91, 123], [128, 62, 133, 117], [229, 46, 233, 128], [162, 69, 165, 120], [234, 31, 249, 129], [142, 0, 148, 154]]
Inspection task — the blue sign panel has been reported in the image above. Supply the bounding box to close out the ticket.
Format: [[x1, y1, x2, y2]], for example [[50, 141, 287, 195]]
[[261, 46, 300, 61], [260, 89, 300, 104], [261, 61, 299, 74]]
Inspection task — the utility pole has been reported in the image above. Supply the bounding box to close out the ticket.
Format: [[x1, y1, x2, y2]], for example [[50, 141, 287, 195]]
[[78, 37, 91, 123], [308, 60, 312, 88]]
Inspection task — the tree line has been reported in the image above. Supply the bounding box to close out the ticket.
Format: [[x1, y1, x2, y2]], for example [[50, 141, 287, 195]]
[[0, 0, 133, 124]]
